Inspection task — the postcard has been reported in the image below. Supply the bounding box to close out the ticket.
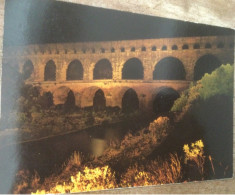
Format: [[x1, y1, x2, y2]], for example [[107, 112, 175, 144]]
[[0, 0, 234, 193]]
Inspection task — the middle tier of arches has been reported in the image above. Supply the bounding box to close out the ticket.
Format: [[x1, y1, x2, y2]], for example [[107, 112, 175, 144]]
[[21, 57, 189, 82], [20, 52, 228, 83]]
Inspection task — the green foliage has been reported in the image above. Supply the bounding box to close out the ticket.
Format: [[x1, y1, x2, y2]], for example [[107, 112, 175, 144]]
[[199, 64, 234, 100], [171, 91, 188, 112], [171, 83, 201, 112], [171, 64, 234, 112]]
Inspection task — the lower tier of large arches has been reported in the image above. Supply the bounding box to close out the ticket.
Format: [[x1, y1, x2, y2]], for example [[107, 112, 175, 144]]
[[34, 81, 189, 114]]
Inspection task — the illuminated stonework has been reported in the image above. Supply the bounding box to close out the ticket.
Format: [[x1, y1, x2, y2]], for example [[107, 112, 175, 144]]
[[3, 36, 234, 112]]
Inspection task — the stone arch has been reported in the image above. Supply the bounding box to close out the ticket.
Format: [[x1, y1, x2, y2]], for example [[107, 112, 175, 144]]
[[153, 57, 186, 80], [194, 54, 221, 81], [22, 60, 34, 80], [93, 59, 112, 79], [194, 43, 200, 49], [182, 44, 189, 49], [152, 46, 157, 51], [66, 60, 83, 80], [112, 87, 130, 108], [53, 86, 71, 105], [162, 45, 167, 50], [122, 88, 139, 113], [44, 60, 56, 81], [64, 90, 76, 111], [131, 47, 135, 52], [81, 86, 107, 108], [205, 43, 212, 49], [153, 87, 180, 115], [93, 89, 106, 111], [172, 45, 178, 50], [101, 48, 105, 53], [122, 58, 144, 80]]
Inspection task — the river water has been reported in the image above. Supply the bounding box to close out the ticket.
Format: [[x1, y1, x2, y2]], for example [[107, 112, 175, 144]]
[[0, 117, 152, 182]]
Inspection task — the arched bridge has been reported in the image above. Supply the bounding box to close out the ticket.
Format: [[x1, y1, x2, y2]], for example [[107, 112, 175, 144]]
[[3, 35, 234, 113]]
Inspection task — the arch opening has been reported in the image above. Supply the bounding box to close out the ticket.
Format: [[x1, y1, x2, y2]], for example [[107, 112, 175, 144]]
[[194, 43, 200, 49], [153, 57, 186, 80], [172, 45, 178, 50], [22, 60, 34, 80], [182, 44, 189, 50], [66, 60, 83, 80], [162, 45, 167, 50], [93, 89, 106, 111], [194, 54, 221, 81], [93, 59, 112, 79], [122, 58, 144, 80], [122, 88, 139, 113], [152, 46, 157, 51], [153, 87, 179, 115], [44, 60, 56, 81], [64, 90, 76, 111], [101, 48, 105, 53], [205, 43, 212, 49]]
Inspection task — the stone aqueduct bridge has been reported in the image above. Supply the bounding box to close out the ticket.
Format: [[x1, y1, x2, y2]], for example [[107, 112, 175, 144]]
[[3, 36, 234, 113]]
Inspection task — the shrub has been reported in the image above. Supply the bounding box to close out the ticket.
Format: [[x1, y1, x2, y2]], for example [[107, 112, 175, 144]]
[[148, 153, 182, 184], [171, 91, 188, 112], [183, 139, 205, 178], [65, 151, 82, 170], [120, 153, 182, 187], [171, 64, 233, 113], [120, 164, 154, 187], [31, 166, 117, 194], [13, 170, 40, 194], [199, 64, 233, 100]]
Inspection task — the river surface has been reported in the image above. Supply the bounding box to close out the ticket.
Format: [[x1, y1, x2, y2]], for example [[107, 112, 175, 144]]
[[0, 117, 152, 181]]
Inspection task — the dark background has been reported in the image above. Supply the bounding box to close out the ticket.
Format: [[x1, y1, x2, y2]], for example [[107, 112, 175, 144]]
[[4, 0, 234, 47]]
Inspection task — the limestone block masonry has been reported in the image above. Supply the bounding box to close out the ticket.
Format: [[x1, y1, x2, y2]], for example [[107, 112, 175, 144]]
[[3, 36, 234, 112]]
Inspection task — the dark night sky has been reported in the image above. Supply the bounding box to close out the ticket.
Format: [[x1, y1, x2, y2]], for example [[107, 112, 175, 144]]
[[3, 0, 234, 46]]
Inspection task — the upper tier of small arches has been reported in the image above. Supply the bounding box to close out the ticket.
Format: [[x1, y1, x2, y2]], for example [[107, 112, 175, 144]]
[[22, 42, 233, 55], [5, 36, 233, 56]]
